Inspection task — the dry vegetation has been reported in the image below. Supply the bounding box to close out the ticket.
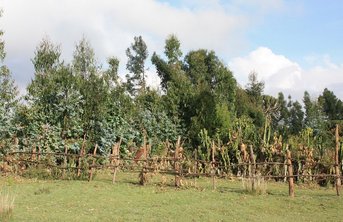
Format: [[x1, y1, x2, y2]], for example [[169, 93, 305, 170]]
[[0, 187, 15, 221]]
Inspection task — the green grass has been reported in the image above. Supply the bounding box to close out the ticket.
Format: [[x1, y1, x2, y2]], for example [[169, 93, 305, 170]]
[[0, 171, 342, 222]]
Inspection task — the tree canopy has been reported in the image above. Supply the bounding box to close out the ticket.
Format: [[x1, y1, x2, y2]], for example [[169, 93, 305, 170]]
[[1, 14, 342, 168]]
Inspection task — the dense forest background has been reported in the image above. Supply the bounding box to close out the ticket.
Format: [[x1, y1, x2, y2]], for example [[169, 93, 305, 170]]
[[1, 13, 343, 167]]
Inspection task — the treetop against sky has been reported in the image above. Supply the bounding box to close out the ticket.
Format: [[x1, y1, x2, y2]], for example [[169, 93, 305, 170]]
[[1, 0, 342, 100]]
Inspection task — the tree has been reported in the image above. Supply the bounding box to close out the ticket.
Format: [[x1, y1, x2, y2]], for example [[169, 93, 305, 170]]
[[288, 99, 304, 135], [152, 34, 183, 91], [319, 88, 343, 120], [105, 56, 120, 86], [0, 10, 18, 148], [72, 37, 97, 80], [27, 38, 62, 124], [71, 38, 107, 145], [31, 37, 61, 75], [125, 36, 148, 95], [164, 34, 182, 65], [246, 71, 264, 106], [25, 38, 83, 152], [183, 49, 236, 143], [303, 91, 327, 131]]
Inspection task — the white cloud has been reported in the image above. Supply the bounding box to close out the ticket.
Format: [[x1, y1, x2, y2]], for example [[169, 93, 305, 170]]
[[1, 0, 261, 94], [6, 0, 328, 101], [229, 47, 343, 100]]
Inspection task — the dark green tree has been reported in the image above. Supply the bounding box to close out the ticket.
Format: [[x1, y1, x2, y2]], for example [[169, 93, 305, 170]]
[[72, 38, 107, 146], [288, 98, 304, 135], [318, 88, 343, 120]]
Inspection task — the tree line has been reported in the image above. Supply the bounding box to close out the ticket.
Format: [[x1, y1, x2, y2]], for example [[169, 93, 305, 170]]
[[1, 14, 343, 166]]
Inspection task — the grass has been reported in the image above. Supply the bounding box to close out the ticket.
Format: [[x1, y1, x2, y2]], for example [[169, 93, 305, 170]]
[[0, 171, 342, 222], [0, 186, 15, 221], [242, 175, 267, 195]]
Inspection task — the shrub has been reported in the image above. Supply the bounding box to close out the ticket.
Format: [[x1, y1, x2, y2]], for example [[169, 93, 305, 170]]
[[242, 175, 267, 195]]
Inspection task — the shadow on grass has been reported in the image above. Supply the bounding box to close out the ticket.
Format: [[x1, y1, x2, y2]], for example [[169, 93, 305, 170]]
[[216, 186, 290, 197]]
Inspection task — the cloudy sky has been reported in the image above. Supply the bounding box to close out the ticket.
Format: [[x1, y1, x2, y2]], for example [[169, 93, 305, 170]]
[[1, 0, 343, 101]]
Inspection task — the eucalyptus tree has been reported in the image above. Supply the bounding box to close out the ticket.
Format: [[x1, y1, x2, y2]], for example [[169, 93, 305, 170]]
[[23, 38, 62, 150], [125, 36, 148, 95], [154, 37, 237, 147], [241, 72, 265, 128], [303, 91, 327, 131], [302, 91, 331, 158], [288, 98, 304, 135], [72, 37, 97, 80], [183, 49, 236, 143], [318, 88, 343, 121], [24, 38, 83, 151], [164, 34, 182, 65], [104, 57, 120, 86], [152, 35, 189, 126], [0, 11, 18, 150], [246, 72, 264, 107], [71, 37, 108, 148], [27, 38, 62, 124], [152, 34, 183, 92]]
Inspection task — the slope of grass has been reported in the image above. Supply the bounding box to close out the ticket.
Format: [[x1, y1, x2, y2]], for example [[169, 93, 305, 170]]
[[0, 171, 342, 222]]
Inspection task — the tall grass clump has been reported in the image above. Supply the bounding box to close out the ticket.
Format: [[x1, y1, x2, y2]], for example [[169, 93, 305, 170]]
[[242, 175, 267, 195], [0, 187, 15, 221]]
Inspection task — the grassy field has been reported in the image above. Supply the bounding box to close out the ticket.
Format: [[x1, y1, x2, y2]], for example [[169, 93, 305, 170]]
[[0, 171, 342, 222]]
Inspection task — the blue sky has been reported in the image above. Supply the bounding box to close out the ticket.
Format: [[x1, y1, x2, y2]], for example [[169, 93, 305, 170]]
[[248, 0, 343, 65], [1, 0, 343, 100], [163, 0, 343, 65]]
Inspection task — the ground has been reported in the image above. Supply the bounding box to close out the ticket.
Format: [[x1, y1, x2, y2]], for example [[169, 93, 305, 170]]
[[0, 171, 342, 221]]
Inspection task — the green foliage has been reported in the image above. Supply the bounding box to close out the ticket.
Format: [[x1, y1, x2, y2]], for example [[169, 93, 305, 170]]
[[126, 36, 148, 95], [164, 34, 182, 64], [319, 88, 343, 120], [31, 37, 61, 74], [198, 128, 212, 161], [287, 97, 304, 135], [1, 19, 343, 172], [246, 72, 264, 106], [0, 12, 18, 152], [72, 37, 97, 80]]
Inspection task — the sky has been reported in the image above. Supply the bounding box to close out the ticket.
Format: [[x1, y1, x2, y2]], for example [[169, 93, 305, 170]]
[[1, 0, 343, 101]]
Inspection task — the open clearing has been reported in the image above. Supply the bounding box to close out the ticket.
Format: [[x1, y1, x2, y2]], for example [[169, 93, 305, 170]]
[[1, 172, 342, 222]]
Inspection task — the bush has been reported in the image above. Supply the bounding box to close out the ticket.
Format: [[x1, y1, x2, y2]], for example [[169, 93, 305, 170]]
[[242, 175, 267, 195]]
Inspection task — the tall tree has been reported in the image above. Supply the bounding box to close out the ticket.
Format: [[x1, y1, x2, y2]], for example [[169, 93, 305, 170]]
[[0, 10, 18, 147], [72, 38, 106, 144], [27, 38, 62, 124], [183, 49, 236, 143], [72, 37, 97, 80], [164, 34, 182, 65], [125, 36, 148, 95], [319, 88, 343, 120], [31, 37, 61, 75], [104, 57, 120, 86], [152, 35, 183, 91], [288, 99, 304, 135], [24, 38, 83, 152], [246, 71, 264, 107]]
